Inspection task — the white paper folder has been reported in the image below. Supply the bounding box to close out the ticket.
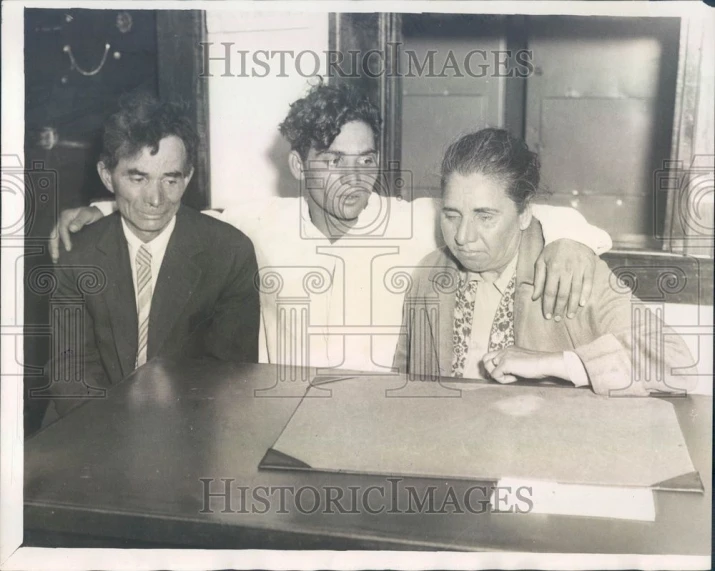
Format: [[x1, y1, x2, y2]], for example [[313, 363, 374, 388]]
[[260, 376, 702, 493]]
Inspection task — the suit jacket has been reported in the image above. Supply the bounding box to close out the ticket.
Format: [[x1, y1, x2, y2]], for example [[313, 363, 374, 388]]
[[393, 220, 697, 396], [48, 205, 260, 415]]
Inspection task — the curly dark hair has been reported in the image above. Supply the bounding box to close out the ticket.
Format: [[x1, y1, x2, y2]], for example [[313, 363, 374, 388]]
[[278, 80, 382, 160], [100, 91, 198, 174], [440, 128, 541, 213]]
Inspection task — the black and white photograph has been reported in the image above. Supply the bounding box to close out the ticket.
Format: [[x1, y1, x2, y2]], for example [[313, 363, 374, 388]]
[[1, 1, 713, 569]]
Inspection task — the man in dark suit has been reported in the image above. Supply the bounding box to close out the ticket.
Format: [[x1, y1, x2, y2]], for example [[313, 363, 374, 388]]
[[45, 93, 260, 417]]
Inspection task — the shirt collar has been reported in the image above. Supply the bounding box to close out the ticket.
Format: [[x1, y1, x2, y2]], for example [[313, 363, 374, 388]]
[[299, 197, 324, 239], [120, 215, 177, 255], [462, 253, 519, 295], [299, 192, 384, 241]]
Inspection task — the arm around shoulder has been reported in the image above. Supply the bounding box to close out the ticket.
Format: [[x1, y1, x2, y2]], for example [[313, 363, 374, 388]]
[[532, 203, 612, 255]]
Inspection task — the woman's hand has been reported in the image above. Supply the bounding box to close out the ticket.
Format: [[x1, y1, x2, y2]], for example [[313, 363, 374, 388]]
[[482, 346, 569, 384]]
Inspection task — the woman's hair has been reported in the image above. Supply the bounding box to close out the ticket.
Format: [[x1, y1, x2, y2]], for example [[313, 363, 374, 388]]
[[279, 79, 382, 160], [100, 91, 198, 174], [440, 128, 540, 212]]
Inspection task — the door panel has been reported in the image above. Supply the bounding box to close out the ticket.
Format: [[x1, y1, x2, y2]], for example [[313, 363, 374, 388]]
[[401, 15, 508, 199], [538, 97, 658, 195], [401, 94, 488, 193], [525, 16, 680, 248]]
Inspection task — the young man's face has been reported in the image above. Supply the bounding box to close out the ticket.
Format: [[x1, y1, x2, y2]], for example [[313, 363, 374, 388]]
[[299, 120, 379, 222], [98, 135, 194, 242], [441, 171, 531, 274]]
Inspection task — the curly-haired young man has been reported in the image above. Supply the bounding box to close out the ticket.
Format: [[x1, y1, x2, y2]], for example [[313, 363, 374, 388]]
[[279, 82, 382, 240], [50, 82, 612, 373]]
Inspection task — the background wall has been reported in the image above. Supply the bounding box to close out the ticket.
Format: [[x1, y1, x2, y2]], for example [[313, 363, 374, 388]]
[[524, 16, 680, 250], [399, 15, 682, 250], [206, 12, 329, 208], [401, 15, 511, 200]]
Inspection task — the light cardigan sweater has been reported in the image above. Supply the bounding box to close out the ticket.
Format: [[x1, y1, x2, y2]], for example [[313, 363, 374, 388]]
[[393, 220, 697, 396]]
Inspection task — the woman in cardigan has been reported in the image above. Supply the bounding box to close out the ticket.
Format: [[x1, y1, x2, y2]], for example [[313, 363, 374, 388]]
[[393, 128, 695, 396]]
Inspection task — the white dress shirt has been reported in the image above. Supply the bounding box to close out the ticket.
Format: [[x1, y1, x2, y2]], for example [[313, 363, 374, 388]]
[[212, 193, 440, 373], [462, 254, 520, 380], [120, 216, 176, 310], [96, 197, 611, 374]]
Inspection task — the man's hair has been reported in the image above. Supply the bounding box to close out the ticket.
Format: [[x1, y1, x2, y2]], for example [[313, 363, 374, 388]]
[[100, 91, 198, 174], [440, 128, 541, 213], [278, 80, 382, 160]]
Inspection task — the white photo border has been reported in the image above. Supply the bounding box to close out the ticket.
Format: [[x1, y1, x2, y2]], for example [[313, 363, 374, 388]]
[[1, 1, 712, 570]]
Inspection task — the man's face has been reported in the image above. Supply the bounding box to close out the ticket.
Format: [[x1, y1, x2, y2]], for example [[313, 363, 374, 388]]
[[301, 120, 379, 222], [441, 172, 531, 273], [98, 135, 193, 242]]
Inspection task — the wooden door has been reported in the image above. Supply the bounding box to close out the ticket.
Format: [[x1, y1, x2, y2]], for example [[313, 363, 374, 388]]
[[24, 8, 161, 433], [23, 8, 209, 434]]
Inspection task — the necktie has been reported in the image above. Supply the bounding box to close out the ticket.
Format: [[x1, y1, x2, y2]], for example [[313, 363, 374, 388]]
[[451, 278, 478, 378], [135, 244, 152, 368]]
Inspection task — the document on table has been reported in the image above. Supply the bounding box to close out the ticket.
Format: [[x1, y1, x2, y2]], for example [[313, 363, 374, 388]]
[[260, 376, 702, 493], [490, 478, 657, 521]]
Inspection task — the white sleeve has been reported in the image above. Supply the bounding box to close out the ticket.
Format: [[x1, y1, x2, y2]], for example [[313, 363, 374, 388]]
[[207, 206, 248, 230], [90, 200, 117, 216], [207, 199, 279, 233], [409, 197, 444, 248], [531, 204, 612, 255], [563, 351, 590, 387]]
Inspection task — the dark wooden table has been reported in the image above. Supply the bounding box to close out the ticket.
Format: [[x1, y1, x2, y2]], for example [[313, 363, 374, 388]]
[[24, 358, 712, 552]]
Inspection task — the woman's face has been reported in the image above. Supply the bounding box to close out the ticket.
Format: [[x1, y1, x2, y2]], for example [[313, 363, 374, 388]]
[[440, 171, 532, 274]]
